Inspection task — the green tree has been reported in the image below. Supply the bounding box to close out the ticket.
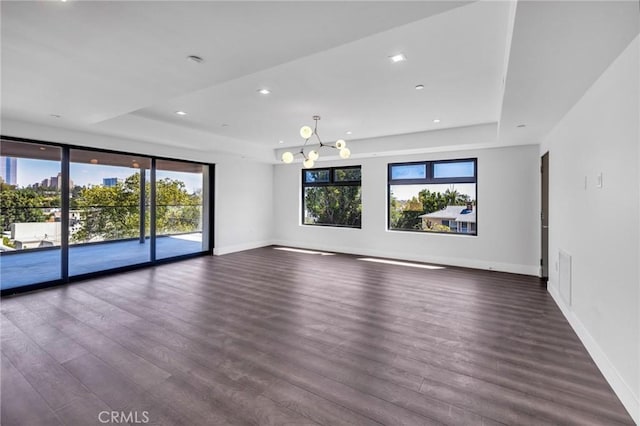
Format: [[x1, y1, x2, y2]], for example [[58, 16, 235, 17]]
[[389, 192, 402, 228], [304, 186, 361, 227], [155, 177, 201, 235], [2, 236, 15, 248], [390, 195, 422, 230], [73, 177, 139, 242], [73, 174, 201, 243], [0, 186, 57, 231], [418, 188, 470, 214]]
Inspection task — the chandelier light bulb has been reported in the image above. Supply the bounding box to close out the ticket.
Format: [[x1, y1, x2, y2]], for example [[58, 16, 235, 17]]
[[303, 158, 315, 168], [335, 139, 346, 149], [308, 150, 319, 161], [300, 125, 313, 139], [339, 148, 351, 159], [281, 151, 294, 163]]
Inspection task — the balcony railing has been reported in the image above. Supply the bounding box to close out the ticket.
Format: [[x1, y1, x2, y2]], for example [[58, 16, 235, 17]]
[[1, 204, 203, 251]]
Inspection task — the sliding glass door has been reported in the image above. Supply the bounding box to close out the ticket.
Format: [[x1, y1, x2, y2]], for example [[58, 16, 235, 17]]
[[0, 138, 212, 294], [0, 141, 62, 290], [156, 160, 209, 259], [69, 149, 152, 276]]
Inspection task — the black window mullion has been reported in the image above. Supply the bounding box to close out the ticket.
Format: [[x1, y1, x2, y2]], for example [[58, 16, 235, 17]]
[[139, 167, 146, 244], [150, 158, 156, 262], [207, 164, 215, 254], [60, 147, 70, 281]]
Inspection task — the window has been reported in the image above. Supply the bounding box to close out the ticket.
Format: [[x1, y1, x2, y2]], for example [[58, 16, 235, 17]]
[[388, 159, 477, 235], [302, 166, 361, 228]]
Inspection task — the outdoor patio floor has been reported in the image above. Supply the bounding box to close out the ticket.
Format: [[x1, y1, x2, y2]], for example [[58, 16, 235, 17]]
[[0, 235, 203, 290]]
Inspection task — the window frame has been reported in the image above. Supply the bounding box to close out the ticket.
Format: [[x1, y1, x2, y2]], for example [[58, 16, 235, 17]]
[[301, 165, 362, 228], [387, 158, 477, 235]]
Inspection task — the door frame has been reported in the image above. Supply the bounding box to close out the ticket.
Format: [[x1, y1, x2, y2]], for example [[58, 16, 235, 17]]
[[541, 151, 549, 284]]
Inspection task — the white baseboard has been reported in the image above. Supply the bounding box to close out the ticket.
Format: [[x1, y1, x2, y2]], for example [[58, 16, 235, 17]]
[[271, 239, 538, 276], [213, 240, 273, 256], [548, 281, 639, 424]]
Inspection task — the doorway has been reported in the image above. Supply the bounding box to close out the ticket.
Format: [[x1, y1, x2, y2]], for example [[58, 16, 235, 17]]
[[541, 152, 549, 283]]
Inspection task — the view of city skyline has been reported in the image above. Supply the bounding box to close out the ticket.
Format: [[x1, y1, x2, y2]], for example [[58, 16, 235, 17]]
[[10, 157, 202, 192]]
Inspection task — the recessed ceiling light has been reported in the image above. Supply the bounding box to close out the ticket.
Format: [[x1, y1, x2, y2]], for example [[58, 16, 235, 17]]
[[257, 88, 271, 95], [415, 84, 425, 90], [279, 140, 284, 144], [433, 119, 441, 123], [517, 124, 526, 128], [39, 147, 46, 151], [90, 159, 98, 164], [389, 53, 406, 63], [175, 111, 187, 116], [50, 114, 61, 118], [346, 131, 352, 135], [186, 55, 204, 64]]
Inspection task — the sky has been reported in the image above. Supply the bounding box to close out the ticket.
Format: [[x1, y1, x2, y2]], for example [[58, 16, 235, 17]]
[[14, 158, 203, 193]]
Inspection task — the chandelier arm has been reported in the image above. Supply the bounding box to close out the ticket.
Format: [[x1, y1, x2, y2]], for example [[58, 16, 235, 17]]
[[317, 133, 336, 149]]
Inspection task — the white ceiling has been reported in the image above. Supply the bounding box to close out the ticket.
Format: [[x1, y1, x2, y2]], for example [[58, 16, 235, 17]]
[[499, 0, 639, 146], [1, 1, 638, 161]]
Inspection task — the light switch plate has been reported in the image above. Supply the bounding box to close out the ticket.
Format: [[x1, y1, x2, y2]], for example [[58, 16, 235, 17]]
[[596, 173, 603, 189]]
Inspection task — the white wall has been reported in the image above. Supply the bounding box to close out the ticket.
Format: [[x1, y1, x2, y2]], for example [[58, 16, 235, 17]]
[[540, 37, 639, 423], [273, 143, 540, 275], [213, 159, 274, 255], [1, 119, 276, 256]]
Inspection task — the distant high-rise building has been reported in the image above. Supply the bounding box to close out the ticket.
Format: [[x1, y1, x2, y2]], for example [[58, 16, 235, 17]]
[[38, 173, 73, 189], [55, 172, 73, 189], [0, 156, 17, 185], [102, 177, 121, 187]]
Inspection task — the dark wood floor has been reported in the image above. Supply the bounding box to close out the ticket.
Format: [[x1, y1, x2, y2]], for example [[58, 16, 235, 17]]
[[1, 246, 633, 425]]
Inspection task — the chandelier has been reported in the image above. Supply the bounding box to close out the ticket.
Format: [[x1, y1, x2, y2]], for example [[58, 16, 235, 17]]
[[281, 115, 350, 168]]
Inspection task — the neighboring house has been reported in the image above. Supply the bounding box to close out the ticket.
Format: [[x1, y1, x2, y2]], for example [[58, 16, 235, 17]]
[[420, 204, 476, 233], [10, 222, 61, 249]]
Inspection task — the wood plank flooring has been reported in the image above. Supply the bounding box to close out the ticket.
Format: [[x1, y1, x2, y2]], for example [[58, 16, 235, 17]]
[[1, 246, 634, 425]]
